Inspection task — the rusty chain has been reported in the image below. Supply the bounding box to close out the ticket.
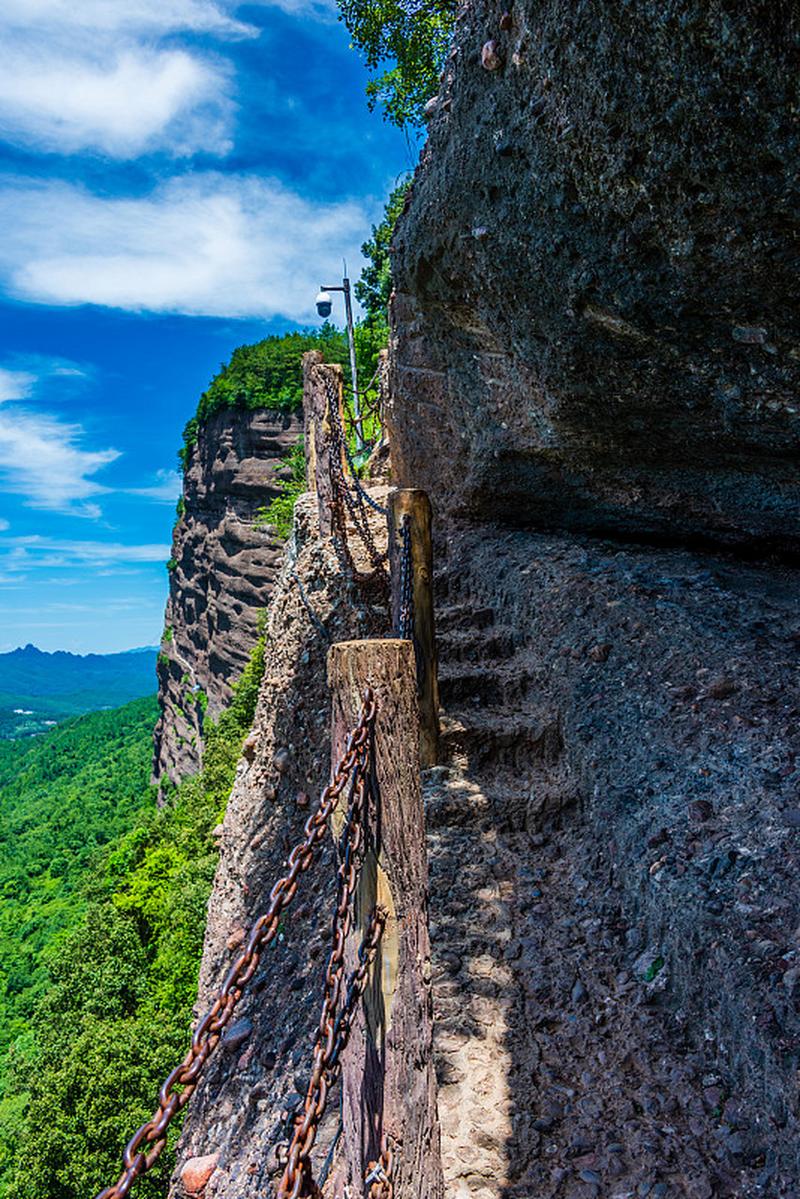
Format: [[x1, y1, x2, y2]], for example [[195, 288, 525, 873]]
[[326, 374, 390, 600], [366, 1135, 394, 1199], [96, 689, 378, 1199], [277, 909, 387, 1199], [278, 710, 385, 1199], [396, 514, 414, 641]]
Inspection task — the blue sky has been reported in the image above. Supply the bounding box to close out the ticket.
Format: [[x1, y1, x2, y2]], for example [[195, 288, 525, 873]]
[[0, 0, 414, 655]]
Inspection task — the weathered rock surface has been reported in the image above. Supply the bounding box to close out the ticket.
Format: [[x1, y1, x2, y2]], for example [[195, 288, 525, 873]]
[[153, 407, 302, 790], [426, 523, 800, 1197], [169, 499, 800, 1199], [389, 0, 800, 550], [168, 494, 391, 1197]]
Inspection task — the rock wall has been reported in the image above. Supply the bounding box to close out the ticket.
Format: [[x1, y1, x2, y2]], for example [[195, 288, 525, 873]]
[[389, 0, 800, 551], [153, 407, 302, 791], [168, 494, 389, 1198]]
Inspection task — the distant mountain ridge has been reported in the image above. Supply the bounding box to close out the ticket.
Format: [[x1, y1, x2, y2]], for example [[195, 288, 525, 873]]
[[0, 644, 158, 738]]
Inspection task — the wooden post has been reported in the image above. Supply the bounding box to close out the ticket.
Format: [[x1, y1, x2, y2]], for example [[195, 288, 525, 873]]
[[328, 640, 443, 1199], [302, 352, 344, 538], [388, 489, 439, 768]]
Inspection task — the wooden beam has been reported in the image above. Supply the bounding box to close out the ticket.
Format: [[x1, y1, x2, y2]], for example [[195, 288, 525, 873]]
[[388, 489, 440, 767], [328, 639, 443, 1199], [302, 353, 344, 538]]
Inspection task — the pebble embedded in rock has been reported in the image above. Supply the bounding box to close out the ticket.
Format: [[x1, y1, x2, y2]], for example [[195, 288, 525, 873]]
[[180, 1153, 220, 1195], [424, 94, 440, 120], [481, 40, 503, 70], [273, 747, 291, 773], [588, 643, 612, 662], [223, 1017, 253, 1053], [571, 978, 587, 1003], [732, 325, 768, 344], [705, 676, 737, 699], [499, 10, 513, 30], [688, 799, 714, 823]]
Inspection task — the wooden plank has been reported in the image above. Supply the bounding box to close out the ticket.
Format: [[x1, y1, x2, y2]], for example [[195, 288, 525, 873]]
[[328, 639, 443, 1199], [388, 489, 440, 767]]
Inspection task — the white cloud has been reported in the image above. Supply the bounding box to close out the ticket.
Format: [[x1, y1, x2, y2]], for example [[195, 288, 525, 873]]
[[0, 0, 334, 160], [0, 1, 258, 38], [126, 469, 183, 503], [0, 46, 232, 158], [0, 535, 170, 570], [0, 520, 9, 532], [0, 3, 244, 159], [0, 174, 372, 320], [0, 367, 36, 403], [0, 366, 119, 516]]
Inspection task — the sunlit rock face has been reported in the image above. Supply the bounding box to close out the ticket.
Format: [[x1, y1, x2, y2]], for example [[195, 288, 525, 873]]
[[389, 0, 800, 551], [152, 407, 302, 791]]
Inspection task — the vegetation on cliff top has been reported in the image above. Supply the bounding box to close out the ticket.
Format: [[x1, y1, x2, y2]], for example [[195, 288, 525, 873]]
[[179, 322, 386, 469], [0, 643, 266, 1199]]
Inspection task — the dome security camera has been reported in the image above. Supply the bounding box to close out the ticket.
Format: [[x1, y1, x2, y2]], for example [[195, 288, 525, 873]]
[[315, 290, 333, 318]]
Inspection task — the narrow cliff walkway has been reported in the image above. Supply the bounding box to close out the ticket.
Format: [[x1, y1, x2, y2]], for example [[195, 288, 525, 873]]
[[424, 525, 797, 1199]]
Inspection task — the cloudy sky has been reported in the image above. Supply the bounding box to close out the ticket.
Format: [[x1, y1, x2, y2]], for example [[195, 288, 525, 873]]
[[0, 0, 412, 654]]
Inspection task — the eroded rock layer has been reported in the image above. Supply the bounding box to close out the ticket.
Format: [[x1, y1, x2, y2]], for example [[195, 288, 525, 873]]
[[153, 408, 302, 790], [389, 0, 800, 550]]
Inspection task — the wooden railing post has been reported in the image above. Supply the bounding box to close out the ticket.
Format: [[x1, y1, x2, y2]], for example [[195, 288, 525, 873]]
[[328, 639, 443, 1199], [388, 489, 439, 767], [302, 352, 344, 538]]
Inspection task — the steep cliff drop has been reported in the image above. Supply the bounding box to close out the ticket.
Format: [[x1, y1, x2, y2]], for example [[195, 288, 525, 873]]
[[153, 407, 302, 792]]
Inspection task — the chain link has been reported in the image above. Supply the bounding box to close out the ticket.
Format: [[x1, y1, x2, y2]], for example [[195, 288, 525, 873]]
[[366, 1136, 394, 1199], [95, 689, 378, 1199], [277, 909, 386, 1199], [396, 515, 414, 641], [326, 375, 390, 600], [278, 709, 385, 1199]]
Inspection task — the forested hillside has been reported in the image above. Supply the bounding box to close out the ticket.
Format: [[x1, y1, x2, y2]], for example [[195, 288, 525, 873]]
[[0, 644, 265, 1199], [0, 645, 157, 739]]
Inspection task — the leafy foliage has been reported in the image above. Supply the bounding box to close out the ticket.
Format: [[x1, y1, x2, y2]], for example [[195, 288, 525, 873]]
[[255, 437, 307, 540], [355, 179, 412, 323], [0, 643, 266, 1199], [179, 324, 386, 469], [337, 0, 455, 127]]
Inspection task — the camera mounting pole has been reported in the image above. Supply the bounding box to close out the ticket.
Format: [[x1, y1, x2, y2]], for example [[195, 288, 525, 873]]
[[319, 271, 364, 452]]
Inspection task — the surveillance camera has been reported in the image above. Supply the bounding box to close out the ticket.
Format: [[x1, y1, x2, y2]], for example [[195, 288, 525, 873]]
[[315, 290, 333, 319]]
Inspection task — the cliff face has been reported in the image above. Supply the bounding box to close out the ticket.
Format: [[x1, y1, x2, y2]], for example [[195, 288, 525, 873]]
[[389, 0, 800, 551], [161, 7, 800, 1196], [153, 407, 302, 790]]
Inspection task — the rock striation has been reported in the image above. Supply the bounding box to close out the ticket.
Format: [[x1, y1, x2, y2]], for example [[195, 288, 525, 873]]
[[152, 407, 302, 791], [389, 0, 800, 551]]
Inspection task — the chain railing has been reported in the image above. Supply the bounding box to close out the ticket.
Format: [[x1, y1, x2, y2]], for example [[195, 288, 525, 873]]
[[96, 690, 379, 1199], [396, 514, 414, 641], [97, 357, 439, 1199], [326, 373, 390, 599]]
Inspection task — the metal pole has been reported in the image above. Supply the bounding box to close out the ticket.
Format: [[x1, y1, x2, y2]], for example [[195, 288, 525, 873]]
[[342, 276, 364, 452]]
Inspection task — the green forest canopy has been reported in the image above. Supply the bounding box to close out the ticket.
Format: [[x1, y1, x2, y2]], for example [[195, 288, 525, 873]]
[[179, 321, 387, 468], [0, 641, 265, 1199]]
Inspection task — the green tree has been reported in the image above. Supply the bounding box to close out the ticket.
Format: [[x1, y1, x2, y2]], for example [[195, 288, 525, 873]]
[[355, 179, 412, 323], [337, 0, 455, 127]]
